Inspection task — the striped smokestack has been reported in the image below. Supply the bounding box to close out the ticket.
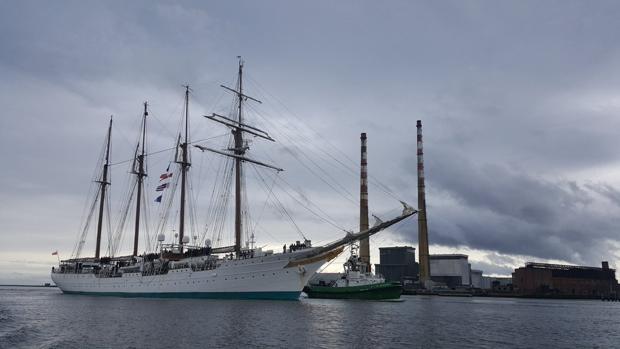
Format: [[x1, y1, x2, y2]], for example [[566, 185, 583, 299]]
[[417, 120, 430, 283], [359, 132, 370, 272]]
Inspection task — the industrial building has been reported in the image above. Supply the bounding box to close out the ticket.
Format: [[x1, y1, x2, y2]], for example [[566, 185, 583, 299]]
[[480, 276, 512, 290], [513, 262, 618, 299], [470, 269, 483, 288], [430, 254, 471, 288], [374, 246, 419, 283]]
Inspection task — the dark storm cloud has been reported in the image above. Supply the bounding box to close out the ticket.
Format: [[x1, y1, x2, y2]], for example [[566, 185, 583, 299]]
[[585, 183, 620, 208], [429, 154, 591, 226], [393, 152, 620, 265]]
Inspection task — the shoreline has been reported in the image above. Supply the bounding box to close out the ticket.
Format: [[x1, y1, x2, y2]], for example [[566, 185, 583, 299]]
[[0, 284, 57, 288]]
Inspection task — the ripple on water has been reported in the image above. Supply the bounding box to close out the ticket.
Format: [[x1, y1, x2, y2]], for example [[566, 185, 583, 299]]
[[0, 324, 41, 349]]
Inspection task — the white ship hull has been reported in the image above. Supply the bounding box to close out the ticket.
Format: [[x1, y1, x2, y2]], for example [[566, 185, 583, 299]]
[[52, 249, 336, 300]]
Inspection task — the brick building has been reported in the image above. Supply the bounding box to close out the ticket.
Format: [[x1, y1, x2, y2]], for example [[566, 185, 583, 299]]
[[513, 262, 618, 299]]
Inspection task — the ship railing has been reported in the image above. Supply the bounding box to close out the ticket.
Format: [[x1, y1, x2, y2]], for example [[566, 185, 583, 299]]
[[52, 256, 221, 276], [189, 260, 218, 272], [52, 265, 99, 275]]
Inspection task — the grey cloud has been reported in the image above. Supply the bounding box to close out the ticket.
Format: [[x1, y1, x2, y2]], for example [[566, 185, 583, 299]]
[[481, 252, 522, 267], [469, 261, 515, 277], [4, 1, 620, 283], [585, 183, 620, 208]]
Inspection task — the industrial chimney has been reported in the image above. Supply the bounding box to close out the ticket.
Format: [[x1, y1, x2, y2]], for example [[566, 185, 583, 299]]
[[359, 132, 370, 272], [417, 120, 430, 283]]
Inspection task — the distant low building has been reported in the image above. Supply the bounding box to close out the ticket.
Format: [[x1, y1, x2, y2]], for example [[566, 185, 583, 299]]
[[430, 254, 470, 288], [470, 269, 483, 288], [480, 276, 512, 290], [374, 246, 419, 283], [513, 261, 618, 299]]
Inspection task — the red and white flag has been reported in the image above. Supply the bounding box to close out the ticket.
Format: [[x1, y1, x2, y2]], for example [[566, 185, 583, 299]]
[[51, 251, 58, 256]]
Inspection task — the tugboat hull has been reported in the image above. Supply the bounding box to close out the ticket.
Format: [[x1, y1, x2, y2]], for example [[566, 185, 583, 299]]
[[304, 282, 402, 300]]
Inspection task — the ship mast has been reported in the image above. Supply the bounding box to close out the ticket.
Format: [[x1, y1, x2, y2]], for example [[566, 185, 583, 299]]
[[233, 59, 245, 256], [132, 102, 148, 256], [196, 57, 280, 257], [95, 116, 112, 260], [177, 86, 191, 251]]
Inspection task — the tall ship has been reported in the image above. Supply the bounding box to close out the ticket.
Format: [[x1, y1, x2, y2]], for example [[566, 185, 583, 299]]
[[51, 60, 416, 300]]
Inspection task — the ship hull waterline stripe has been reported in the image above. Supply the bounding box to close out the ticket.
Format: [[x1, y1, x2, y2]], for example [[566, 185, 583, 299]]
[[61, 290, 302, 300]]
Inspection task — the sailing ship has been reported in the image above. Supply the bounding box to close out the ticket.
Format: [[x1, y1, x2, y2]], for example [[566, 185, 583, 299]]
[[51, 59, 417, 300]]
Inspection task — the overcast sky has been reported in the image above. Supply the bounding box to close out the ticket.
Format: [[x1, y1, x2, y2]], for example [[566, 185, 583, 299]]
[[2, 1, 620, 284]]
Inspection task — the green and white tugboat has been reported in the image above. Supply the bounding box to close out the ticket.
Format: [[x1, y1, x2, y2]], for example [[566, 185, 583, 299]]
[[304, 132, 404, 300], [303, 244, 403, 300]]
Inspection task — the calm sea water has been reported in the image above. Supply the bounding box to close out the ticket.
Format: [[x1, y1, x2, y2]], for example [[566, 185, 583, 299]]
[[1, 286, 619, 349]]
